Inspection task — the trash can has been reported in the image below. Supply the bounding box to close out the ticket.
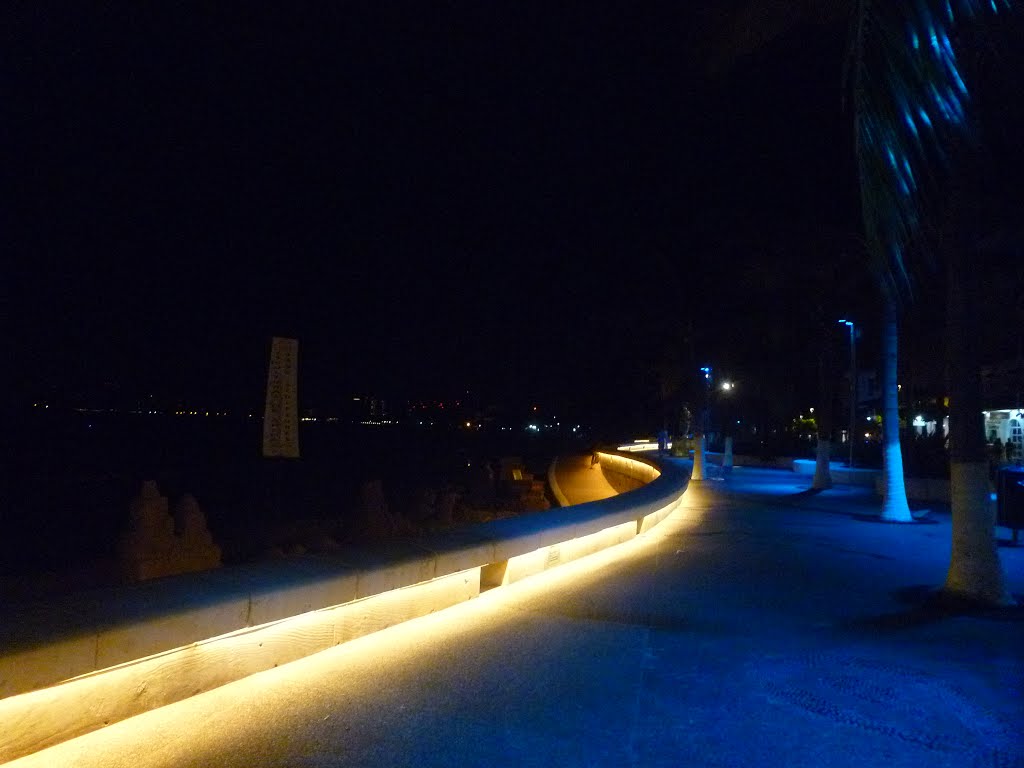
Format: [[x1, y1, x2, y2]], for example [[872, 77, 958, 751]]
[[996, 466, 1024, 545]]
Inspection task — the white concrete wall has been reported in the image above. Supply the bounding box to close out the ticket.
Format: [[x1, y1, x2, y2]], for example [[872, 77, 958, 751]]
[[697, 451, 795, 470], [788, 459, 952, 500], [791, 459, 881, 486], [597, 451, 661, 485], [873, 475, 952, 502], [0, 452, 688, 763]]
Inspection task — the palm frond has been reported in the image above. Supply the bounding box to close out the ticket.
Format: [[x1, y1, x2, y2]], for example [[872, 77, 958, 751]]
[[851, 0, 1017, 306]]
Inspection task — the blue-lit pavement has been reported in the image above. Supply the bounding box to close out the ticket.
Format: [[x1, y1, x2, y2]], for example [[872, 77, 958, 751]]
[[12, 462, 1023, 768]]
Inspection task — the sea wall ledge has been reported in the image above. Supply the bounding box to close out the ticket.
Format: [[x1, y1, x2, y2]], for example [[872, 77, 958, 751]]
[[0, 450, 688, 763]]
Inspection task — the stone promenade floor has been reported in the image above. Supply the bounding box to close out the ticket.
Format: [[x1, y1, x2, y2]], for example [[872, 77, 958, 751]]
[[9, 462, 1023, 768]]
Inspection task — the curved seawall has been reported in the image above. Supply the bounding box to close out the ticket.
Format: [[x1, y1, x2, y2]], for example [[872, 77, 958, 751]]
[[0, 450, 689, 763]]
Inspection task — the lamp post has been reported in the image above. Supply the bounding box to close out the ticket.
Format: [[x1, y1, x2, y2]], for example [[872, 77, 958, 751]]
[[719, 379, 735, 441], [690, 366, 712, 482], [699, 366, 712, 435], [720, 380, 735, 475], [838, 319, 856, 468]]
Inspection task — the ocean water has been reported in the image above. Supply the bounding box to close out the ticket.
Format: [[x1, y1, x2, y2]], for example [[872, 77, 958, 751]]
[[2, 408, 585, 584]]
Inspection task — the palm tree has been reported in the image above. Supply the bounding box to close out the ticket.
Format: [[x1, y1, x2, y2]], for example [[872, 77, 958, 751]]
[[710, 0, 1019, 604], [807, 243, 864, 491], [877, 302, 912, 520], [851, 0, 1016, 603]]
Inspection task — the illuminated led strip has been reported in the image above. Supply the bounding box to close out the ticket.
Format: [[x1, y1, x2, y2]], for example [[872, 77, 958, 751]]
[[0, 452, 687, 763]]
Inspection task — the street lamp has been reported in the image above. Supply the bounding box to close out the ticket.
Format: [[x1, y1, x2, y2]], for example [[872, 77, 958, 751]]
[[699, 367, 712, 434], [838, 319, 856, 468], [720, 380, 736, 475], [691, 366, 713, 482]]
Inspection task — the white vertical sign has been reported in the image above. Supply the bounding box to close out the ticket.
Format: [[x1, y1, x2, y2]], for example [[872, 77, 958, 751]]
[[262, 336, 300, 458]]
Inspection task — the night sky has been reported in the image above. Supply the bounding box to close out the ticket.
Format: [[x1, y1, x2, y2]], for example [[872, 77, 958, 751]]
[[8, 4, 1020, 425]]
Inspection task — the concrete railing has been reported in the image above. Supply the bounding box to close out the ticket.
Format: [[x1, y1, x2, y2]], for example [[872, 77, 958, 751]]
[[875, 476, 952, 502], [599, 451, 662, 485], [702, 452, 798, 470], [791, 459, 881, 486], [0, 451, 688, 763], [792, 459, 953, 500]]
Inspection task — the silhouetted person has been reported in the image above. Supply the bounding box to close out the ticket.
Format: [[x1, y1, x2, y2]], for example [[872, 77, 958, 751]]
[[990, 438, 1004, 480]]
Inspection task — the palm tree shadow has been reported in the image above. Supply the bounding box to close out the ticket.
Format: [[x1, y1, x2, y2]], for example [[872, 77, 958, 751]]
[[849, 512, 939, 524], [784, 488, 825, 500], [848, 585, 1024, 630]]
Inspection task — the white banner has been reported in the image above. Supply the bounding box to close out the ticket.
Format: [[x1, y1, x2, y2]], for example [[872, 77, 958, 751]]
[[262, 337, 300, 458]]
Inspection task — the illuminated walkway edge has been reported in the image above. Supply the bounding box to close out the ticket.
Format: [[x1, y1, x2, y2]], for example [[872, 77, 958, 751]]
[[0, 451, 687, 764]]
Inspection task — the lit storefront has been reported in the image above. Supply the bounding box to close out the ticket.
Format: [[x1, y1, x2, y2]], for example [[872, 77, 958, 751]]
[[984, 409, 1024, 455]]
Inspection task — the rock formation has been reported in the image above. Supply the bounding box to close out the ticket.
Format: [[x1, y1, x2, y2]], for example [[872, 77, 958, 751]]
[[118, 482, 222, 582]]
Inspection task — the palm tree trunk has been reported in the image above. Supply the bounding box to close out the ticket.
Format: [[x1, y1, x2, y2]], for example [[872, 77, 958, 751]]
[[943, 234, 1013, 605], [879, 301, 912, 521]]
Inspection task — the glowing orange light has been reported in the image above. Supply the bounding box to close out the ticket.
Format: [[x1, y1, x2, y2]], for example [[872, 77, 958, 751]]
[[0, 451, 686, 764]]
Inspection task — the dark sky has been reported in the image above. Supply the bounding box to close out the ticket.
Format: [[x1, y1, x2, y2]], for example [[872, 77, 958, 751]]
[[7, 4, 914, 419]]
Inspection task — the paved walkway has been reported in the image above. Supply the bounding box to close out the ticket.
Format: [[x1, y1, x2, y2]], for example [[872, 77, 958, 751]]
[[11, 461, 1024, 768], [549, 453, 619, 505]]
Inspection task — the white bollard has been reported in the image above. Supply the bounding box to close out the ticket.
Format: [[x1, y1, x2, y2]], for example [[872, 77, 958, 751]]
[[691, 433, 706, 481]]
